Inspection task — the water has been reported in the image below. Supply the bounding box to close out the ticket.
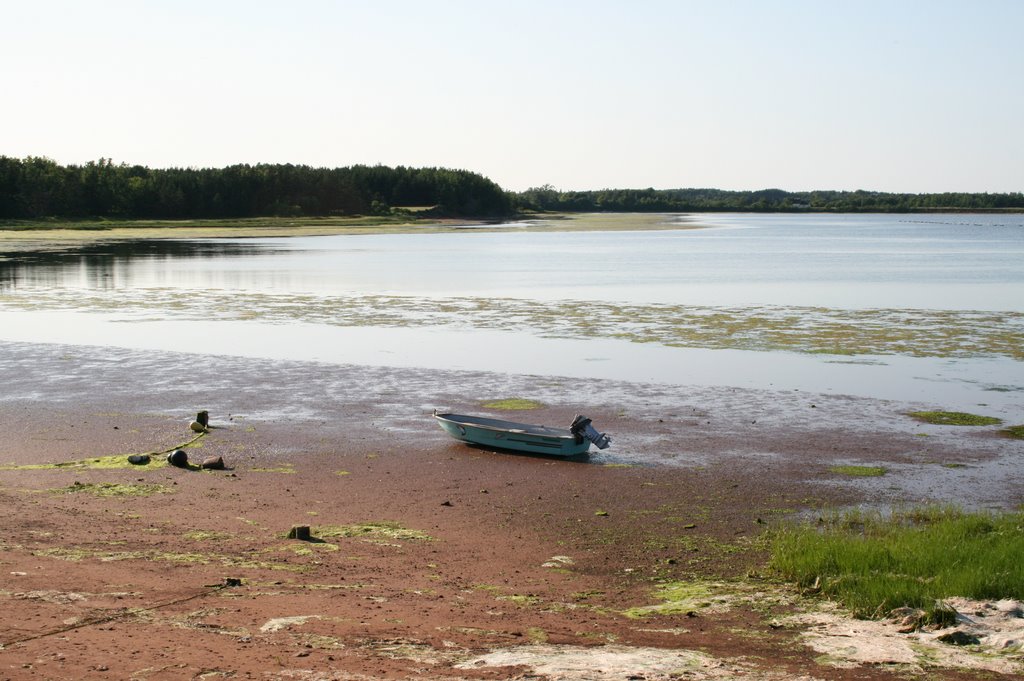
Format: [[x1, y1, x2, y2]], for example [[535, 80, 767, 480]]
[[2, 213, 1023, 413]]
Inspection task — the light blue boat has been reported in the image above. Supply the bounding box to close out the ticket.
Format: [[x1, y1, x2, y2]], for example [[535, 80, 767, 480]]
[[433, 411, 610, 457]]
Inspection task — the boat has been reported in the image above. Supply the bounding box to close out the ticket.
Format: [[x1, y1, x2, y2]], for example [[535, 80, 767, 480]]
[[433, 411, 610, 457]]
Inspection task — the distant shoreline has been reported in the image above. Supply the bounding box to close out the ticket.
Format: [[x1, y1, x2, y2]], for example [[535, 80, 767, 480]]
[[1, 210, 1020, 244]]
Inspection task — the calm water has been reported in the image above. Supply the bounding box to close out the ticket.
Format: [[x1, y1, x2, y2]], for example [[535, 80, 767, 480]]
[[2, 213, 1023, 413], [5, 213, 1024, 309]]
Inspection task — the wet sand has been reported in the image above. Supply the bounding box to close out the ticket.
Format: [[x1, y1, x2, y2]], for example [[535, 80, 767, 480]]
[[0, 341, 1021, 680]]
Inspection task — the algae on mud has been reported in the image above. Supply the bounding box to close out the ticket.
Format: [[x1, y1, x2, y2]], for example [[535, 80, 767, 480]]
[[314, 522, 432, 542], [53, 481, 171, 497], [482, 398, 543, 410], [829, 465, 887, 478], [7, 287, 1023, 360], [909, 411, 1003, 426]]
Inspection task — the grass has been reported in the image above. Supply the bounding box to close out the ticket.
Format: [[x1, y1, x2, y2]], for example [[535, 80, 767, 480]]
[[908, 411, 1003, 426], [829, 465, 887, 477], [770, 506, 1024, 621]]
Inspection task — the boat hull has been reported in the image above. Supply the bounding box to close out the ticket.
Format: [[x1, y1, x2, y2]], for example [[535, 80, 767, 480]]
[[434, 413, 590, 457]]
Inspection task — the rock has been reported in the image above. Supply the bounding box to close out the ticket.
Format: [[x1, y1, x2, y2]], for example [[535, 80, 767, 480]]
[[200, 456, 225, 470], [937, 630, 981, 646], [196, 410, 209, 428], [441, 500, 453, 507], [167, 449, 189, 467], [189, 420, 208, 433], [127, 454, 151, 465]]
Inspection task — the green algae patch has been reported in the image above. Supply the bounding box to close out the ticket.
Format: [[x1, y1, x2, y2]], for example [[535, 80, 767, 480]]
[[54, 481, 171, 497], [0, 432, 206, 471], [315, 522, 432, 542], [0, 454, 168, 471], [482, 398, 543, 410], [251, 465, 295, 473], [829, 465, 887, 477], [184, 530, 233, 541], [623, 582, 717, 618], [909, 411, 1002, 426], [1000, 425, 1024, 439], [272, 541, 340, 556], [34, 545, 302, 571]]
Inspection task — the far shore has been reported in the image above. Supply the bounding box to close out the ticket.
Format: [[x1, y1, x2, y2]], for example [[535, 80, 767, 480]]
[[0, 213, 699, 245]]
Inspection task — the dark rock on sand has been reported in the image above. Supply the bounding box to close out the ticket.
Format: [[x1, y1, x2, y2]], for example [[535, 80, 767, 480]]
[[201, 456, 225, 470]]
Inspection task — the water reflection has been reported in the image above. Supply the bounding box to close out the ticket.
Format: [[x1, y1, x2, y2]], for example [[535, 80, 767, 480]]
[[0, 239, 282, 292]]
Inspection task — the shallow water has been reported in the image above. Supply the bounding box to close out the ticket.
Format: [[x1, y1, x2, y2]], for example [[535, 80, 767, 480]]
[[1, 213, 1022, 413]]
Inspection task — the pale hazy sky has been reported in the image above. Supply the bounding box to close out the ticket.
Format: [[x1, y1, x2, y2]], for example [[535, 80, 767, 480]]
[[2, 1, 1022, 193]]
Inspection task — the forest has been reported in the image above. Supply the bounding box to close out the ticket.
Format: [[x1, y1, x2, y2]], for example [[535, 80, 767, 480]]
[[0, 156, 512, 220], [515, 185, 1024, 213], [1, 156, 1021, 220]]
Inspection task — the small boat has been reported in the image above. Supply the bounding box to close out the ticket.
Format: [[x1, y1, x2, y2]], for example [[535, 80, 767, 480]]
[[433, 411, 610, 457]]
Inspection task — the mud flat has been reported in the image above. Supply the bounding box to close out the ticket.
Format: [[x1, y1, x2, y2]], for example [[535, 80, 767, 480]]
[[1, 341, 1021, 679]]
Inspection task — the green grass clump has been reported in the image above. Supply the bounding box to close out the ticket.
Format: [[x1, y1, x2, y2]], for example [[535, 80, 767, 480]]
[[482, 398, 543, 410], [830, 465, 886, 477], [770, 506, 1024, 620], [909, 411, 1002, 426], [1000, 425, 1024, 439]]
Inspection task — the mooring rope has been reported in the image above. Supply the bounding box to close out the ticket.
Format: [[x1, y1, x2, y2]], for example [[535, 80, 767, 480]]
[[0, 580, 235, 649]]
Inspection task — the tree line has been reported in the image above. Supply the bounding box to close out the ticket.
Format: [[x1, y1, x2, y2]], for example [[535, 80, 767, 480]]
[[515, 185, 1024, 213], [0, 156, 512, 219], [1, 156, 1021, 220]]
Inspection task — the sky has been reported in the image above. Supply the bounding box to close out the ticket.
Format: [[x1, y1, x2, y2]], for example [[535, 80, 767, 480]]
[[2, 0, 1022, 193]]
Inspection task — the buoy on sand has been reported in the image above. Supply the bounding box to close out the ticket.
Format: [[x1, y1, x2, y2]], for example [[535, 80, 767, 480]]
[[167, 449, 189, 467]]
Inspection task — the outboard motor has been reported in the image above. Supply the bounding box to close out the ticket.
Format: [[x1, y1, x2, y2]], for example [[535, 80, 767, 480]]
[[570, 414, 611, 450]]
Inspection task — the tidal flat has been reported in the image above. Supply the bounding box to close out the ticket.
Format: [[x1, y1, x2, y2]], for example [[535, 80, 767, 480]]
[[4, 288, 1022, 360]]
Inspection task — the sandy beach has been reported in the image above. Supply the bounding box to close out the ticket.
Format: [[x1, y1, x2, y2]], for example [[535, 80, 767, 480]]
[[1, 340, 1021, 679]]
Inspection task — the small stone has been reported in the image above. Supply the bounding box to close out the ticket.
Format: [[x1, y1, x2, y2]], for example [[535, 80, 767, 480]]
[[127, 454, 150, 465], [938, 630, 980, 646], [441, 500, 453, 507], [200, 456, 225, 470], [294, 650, 310, 658], [189, 420, 208, 433]]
